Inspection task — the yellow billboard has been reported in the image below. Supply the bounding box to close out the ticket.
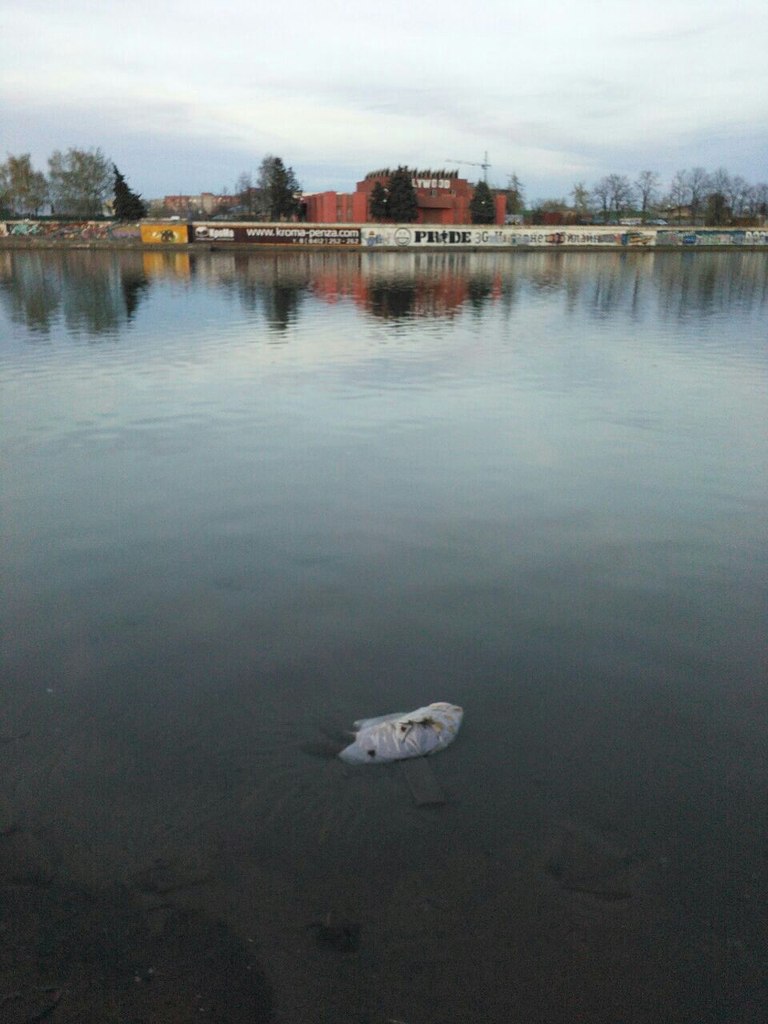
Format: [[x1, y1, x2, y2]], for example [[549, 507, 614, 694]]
[[140, 222, 189, 245]]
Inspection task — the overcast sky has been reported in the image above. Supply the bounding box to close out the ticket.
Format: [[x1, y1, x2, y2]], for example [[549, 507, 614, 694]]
[[2, 0, 766, 202]]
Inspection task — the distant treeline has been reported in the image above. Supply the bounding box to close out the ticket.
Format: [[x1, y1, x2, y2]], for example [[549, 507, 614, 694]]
[[2, 149, 766, 228]]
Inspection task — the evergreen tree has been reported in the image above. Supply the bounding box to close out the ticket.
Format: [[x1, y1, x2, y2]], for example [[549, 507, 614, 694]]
[[470, 180, 495, 224], [112, 165, 147, 220], [386, 167, 418, 222], [258, 155, 301, 220], [369, 180, 389, 220]]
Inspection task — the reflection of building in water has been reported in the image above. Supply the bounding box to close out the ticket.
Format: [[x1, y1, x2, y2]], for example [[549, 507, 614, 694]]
[[5, 251, 765, 337], [308, 252, 502, 319], [184, 249, 496, 319], [303, 170, 506, 226]]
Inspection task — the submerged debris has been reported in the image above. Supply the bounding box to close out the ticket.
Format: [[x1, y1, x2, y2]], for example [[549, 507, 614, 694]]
[[338, 702, 463, 764]]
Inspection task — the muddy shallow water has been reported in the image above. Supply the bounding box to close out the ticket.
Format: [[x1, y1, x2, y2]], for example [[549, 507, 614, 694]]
[[1, 248, 766, 1022]]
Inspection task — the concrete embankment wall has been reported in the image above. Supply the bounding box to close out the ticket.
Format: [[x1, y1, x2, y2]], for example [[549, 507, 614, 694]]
[[2, 220, 767, 250]]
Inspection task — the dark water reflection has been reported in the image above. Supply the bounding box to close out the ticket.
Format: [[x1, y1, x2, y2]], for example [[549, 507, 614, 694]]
[[1, 249, 767, 1022], [2, 247, 766, 336]]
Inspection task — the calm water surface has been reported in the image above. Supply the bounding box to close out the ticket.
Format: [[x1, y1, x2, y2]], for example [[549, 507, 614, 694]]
[[1, 249, 767, 1022]]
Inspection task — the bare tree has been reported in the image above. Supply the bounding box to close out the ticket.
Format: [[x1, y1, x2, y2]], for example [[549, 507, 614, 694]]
[[571, 182, 592, 219], [726, 175, 750, 218], [635, 170, 660, 222], [48, 147, 112, 216], [687, 166, 710, 222], [605, 174, 634, 218], [593, 175, 633, 219], [705, 191, 729, 226], [751, 182, 768, 219], [0, 153, 48, 215], [235, 172, 257, 217], [506, 173, 525, 214], [709, 167, 731, 197], [592, 177, 612, 221], [704, 168, 730, 224], [668, 170, 691, 223]]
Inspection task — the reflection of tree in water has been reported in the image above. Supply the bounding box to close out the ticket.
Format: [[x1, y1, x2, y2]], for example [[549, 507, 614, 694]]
[[120, 262, 150, 321], [231, 254, 262, 315], [0, 252, 62, 334], [364, 254, 501, 320], [588, 259, 627, 317], [225, 255, 307, 331], [234, 278, 262, 315], [266, 283, 303, 331], [4, 249, 765, 342], [367, 275, 497, 320], [654, 253, 727, 318], [60, 253, 124, 337], [367, 282, 417, 320], [574, 251, 768, 321], [466, 276, 493, 311], [0, 251, 154, 337]]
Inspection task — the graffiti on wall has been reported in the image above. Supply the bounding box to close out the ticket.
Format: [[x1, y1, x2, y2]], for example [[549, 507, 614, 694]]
[[656, 229, 768, 246], [2, 221, 141, 240]]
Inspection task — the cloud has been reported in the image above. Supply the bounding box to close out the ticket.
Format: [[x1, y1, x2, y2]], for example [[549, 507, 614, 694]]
[[2, 0, 766, 199]]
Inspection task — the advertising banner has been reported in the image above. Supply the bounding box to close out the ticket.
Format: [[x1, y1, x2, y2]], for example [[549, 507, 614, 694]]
[[360, 226, 658, 248], [192, 224, 361, 245]]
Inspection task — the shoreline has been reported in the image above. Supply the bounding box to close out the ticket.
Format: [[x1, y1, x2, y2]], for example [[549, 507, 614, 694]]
[[2, 220, 767, 253]]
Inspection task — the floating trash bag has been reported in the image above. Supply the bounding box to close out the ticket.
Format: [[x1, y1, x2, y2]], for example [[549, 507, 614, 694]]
[[338, 702, 463, 764]]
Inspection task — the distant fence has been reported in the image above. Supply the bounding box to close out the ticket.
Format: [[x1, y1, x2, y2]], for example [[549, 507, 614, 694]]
[[2, 220, 767, 249]]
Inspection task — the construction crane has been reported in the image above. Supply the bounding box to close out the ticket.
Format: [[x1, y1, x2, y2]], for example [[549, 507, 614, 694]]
[[445, 151, 491, 182]]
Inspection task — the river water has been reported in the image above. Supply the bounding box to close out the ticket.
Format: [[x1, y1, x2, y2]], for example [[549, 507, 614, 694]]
[[1, 248, 766, 1023]]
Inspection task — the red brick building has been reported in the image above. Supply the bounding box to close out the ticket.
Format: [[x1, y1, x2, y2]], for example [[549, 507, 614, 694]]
[[303, 169, 506, 225]]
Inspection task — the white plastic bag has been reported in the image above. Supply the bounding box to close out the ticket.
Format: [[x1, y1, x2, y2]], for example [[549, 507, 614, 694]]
[[338, 702, 463, 764]]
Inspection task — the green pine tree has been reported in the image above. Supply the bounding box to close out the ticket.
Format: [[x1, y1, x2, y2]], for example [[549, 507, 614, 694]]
[[386, 167, 418, 223], [369, 180, 389, 220], [470, 180, 495, 224], [258, 156, 301, 220], [112, 166, 147, 220]]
